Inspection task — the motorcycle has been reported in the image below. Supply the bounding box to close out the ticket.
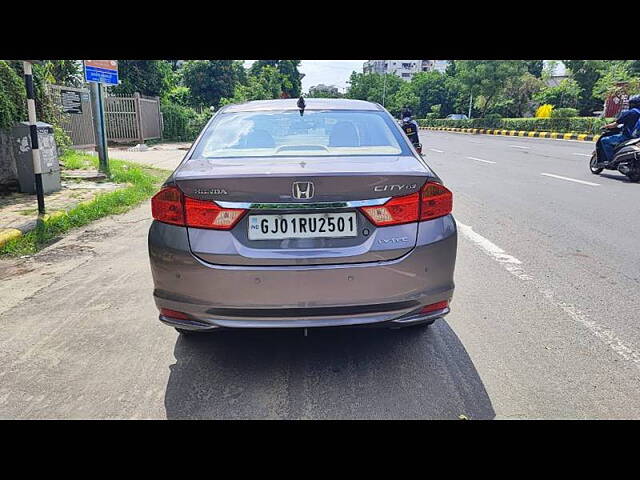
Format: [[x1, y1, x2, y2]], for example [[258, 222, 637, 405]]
[[400, 119, 423, 155], [589, 126, 640, 182]]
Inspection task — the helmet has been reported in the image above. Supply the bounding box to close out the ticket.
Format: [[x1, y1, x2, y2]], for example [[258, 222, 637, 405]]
[[401, 107, 413, 119], [629, 95, 640, 109]]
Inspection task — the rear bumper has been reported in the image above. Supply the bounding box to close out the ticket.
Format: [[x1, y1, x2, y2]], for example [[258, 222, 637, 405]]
[[158, 306, 450, 330], [148, 216, 456, 329]]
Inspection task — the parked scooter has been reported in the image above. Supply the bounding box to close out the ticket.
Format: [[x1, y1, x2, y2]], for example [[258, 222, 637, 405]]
[[590, 127, 640, 182]]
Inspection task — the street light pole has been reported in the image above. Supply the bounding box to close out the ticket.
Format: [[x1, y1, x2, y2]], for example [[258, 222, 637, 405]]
[[89, 81, 109, 174], [22, 61, 45, 214], [382, 70, 387, 107], [468, 93, 473, 119]]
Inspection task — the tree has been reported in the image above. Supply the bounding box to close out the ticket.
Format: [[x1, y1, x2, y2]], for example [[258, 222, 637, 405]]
[[387, 81, 419, 117], [276, 60, 302, 97], [454, 60, 527, 117], [524, 60, 544, 78], [111, 60, 174, 97], [181, 60, 243, 108], [499, 72, 546, 117], [220, 65, 285, 106], [44, 60, 82, 86], [249, 60, 302, 98], [563, 60, 607, 115], [345, 72, 403, 106], [307, 88, 343, 98], [409, 71, 457, 117], [0, 60, 26, 129], [592, 61, 640, 100], [533, 78, 583, 109]]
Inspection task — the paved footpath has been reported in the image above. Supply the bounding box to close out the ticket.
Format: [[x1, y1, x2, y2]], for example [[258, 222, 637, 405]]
[[1, 133, 639, 419]]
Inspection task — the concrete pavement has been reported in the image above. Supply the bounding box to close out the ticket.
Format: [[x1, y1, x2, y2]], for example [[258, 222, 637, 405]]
[[1, 132, 639, 419]]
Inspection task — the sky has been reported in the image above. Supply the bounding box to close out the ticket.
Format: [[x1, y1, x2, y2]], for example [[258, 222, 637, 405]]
[[244, 60, 366, 94]]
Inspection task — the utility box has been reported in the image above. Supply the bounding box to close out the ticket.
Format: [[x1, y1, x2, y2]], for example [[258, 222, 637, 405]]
[[12, 122, 61, 194]]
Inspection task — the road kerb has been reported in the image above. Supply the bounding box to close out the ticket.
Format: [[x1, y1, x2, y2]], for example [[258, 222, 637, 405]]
[[0, 228, 23, 248], [421, 126, 601, 142], [0, 211, 69, 249]]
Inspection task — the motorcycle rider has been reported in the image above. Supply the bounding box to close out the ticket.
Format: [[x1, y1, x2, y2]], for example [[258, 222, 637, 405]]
[[400, 107, 421, 150], [598, 94, 640, 164]]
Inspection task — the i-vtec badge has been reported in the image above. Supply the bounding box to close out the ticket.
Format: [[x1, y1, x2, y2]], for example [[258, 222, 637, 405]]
[[194, 188, 228, 195], [378, 237, 409, 244], [374, 184, 417, 192]]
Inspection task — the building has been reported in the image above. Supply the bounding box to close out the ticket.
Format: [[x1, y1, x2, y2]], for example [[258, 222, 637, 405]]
[[308, 84, 339, 96], [363, 60, 450, 80], [543, 60, 569, 87], [432, 60, 449, 73]]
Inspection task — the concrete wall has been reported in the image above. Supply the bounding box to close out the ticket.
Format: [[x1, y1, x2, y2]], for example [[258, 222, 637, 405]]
[[0, 129, 18, 188]]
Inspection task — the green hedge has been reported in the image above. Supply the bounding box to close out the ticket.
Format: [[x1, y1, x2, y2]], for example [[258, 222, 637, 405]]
[[161, 102, 212, 142], [418, 116, 610, 135]]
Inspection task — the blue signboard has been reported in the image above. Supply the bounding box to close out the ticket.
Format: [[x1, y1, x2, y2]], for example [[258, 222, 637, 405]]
[[84, 60, 119, 86]]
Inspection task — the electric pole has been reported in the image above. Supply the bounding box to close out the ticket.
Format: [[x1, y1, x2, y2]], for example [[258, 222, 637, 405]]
[[22, 60, 45, 214]]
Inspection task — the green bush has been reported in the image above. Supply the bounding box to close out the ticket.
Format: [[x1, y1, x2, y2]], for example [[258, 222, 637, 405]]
[[551, 108, 579, 118], [161, 101, 212, 141], [0, 60, 26, 130], [418, 116, 610, 135], [53, 125, 72, 154]]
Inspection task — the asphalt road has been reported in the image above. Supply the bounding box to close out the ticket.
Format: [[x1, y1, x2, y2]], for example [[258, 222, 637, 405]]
[[1, 131, 639, 419]]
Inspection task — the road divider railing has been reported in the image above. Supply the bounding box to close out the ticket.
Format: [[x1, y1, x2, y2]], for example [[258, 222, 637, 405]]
[[421, 126, 600, 142]]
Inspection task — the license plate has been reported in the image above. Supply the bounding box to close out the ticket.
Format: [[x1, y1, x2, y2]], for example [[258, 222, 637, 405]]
[[248, 212, 357, 240]]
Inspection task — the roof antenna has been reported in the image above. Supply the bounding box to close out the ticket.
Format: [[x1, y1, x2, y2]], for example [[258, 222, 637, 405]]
[[297, 96, 305, 116]]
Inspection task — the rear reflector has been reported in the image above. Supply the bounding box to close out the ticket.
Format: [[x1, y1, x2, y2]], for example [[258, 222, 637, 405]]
[[359, 182, 452, 227], [151, 186, 246, 230], [160, 308, 190, 320], [420, 301, 449, 314]]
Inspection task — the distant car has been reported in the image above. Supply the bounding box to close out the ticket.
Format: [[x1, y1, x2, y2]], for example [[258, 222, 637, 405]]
[[446, 114, 469, 120], [148, 98, 456, 333]]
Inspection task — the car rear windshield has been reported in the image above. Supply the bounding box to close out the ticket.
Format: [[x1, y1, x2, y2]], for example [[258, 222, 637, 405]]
[[191, 110, 409, 158]]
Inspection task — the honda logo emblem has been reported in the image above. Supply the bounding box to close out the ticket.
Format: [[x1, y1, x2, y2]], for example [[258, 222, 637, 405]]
[[292, 182, 314, 200]]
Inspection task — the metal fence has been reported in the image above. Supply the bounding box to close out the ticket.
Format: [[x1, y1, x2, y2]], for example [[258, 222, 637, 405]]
[[139, 94, 163, 140], [105, 92, 162, 144], [47, 85, 96, 148], [48, 86, 163, 147]]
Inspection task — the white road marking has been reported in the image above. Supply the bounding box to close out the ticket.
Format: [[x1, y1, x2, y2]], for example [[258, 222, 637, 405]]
[[429, 148, 444, 153], [510, 145, 530, 149], [457, 221, 640, 368], [572, 153, 592, 157], [466, 156, 496, 164], [540, 173, 600, 186]]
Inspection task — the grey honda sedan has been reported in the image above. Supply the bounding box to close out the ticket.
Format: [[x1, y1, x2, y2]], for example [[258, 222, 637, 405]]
[[148, 98, 456, 334]]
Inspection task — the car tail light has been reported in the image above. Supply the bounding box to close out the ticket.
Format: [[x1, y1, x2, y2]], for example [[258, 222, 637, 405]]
[[184, 197, 246, 230], [151, 186, 246, 230], [359, 181, 452, 227], [420, 182, 453, 221], [151, 186, 185, 226], [160, 308, 190, 320], [359, 192, 420, 226], [420, 300, 449, 314]]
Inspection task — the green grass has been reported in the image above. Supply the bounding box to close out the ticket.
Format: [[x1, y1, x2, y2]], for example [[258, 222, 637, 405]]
[[61, 150, 96, 170], [0, 151, 169, 256]]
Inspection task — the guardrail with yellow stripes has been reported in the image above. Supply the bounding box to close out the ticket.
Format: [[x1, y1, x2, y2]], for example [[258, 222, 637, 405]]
[[421, 126, 600, 142]]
